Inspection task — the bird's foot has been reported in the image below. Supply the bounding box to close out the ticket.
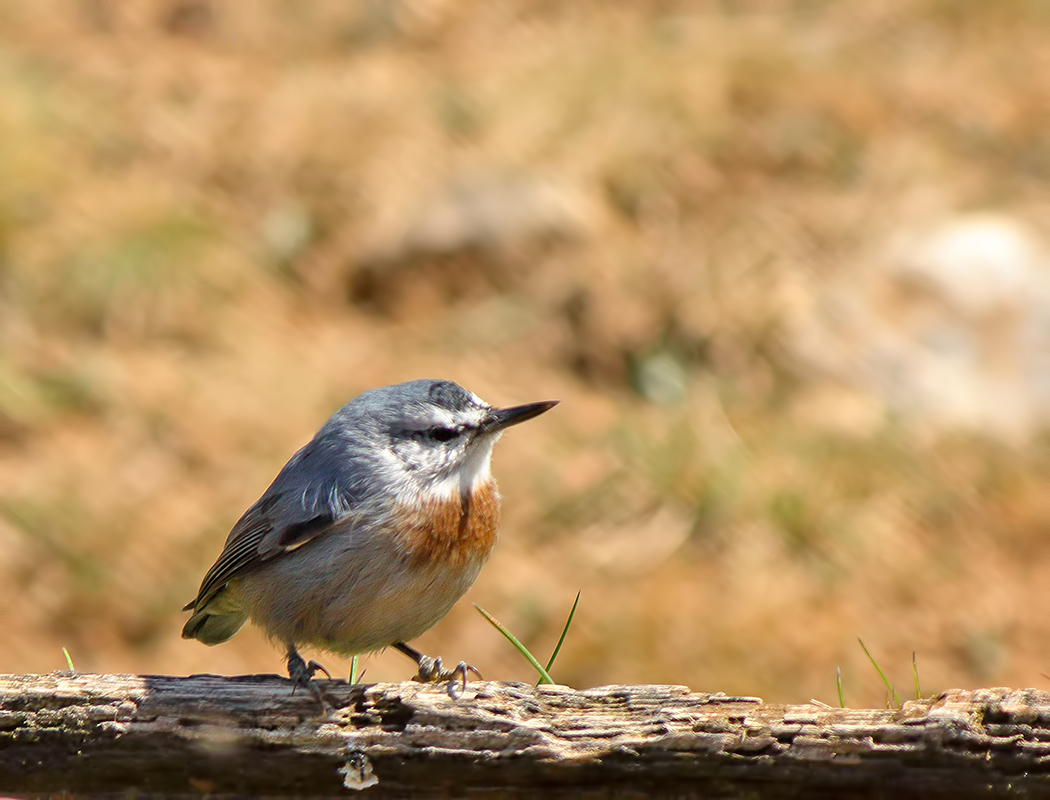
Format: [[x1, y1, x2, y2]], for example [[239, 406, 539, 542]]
[[286, 646, 332, 711], [413, 654, 482, 699], [393, 641, 480, 698]]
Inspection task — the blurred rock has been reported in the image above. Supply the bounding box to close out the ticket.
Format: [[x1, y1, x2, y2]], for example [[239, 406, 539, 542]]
[[261, 202, 316, 273], [889, 214, 1043, 318], [630, 349, 688, 405], [790, 213, 1050, 438], [351, 170, 594, 314]]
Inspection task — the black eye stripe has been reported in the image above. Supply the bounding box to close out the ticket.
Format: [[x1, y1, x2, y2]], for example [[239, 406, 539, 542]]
[[427, 426, 460, 442]]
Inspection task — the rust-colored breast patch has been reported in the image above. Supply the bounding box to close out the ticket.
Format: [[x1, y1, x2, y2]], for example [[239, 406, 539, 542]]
[[393, 481, 501, 567]]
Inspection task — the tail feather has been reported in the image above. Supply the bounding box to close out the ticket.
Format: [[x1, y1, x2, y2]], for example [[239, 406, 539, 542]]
[[182, 608, 248, 645], [182, 588, 248, 645]]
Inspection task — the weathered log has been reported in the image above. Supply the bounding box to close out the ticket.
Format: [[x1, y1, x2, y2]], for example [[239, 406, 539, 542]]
[[2, 672, 1049, 797]]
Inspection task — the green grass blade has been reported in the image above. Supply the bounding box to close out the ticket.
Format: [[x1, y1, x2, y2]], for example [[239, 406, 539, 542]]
[[475, 603, 555, 685], [858, 637, 900, 707], [912, 651, 921, 699], [348, 655, 360, 684], [62, 647, 75, 671], [836, 666, 844, 708], [544, 591, 580, 675]]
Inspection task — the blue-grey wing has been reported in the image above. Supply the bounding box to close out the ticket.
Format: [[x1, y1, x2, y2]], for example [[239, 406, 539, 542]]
[[183, 436, 366, 611]]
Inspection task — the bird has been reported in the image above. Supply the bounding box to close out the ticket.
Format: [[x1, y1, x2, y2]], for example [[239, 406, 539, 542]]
[[181, 379, 557, 699]]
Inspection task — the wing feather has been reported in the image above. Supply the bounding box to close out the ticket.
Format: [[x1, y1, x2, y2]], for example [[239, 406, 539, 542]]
[[184, 434, 368, 612], [184, 497, 339, 610]]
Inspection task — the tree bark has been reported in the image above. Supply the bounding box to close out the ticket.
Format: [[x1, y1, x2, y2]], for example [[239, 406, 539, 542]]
[[2, 672, 1049, 797]]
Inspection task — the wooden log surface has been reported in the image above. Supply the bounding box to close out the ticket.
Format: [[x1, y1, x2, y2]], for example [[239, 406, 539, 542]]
[[2, 672, 1050, 797]]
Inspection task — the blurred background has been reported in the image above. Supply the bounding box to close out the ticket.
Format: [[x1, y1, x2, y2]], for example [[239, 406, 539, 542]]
[[2, 1, 1050, 708]]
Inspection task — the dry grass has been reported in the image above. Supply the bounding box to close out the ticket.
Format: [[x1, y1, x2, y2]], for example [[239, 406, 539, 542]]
[[2, 0, 1050, 706]]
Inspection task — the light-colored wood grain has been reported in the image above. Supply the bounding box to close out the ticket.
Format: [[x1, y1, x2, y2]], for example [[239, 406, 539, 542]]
[[2, 673, 1050, 796]]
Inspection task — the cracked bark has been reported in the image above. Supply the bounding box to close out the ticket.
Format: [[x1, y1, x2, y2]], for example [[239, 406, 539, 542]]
[[2, 672, 1050, 797]]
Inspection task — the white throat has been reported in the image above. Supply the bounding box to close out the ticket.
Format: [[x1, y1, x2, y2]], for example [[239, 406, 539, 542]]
[[428, 435, 498, 500]]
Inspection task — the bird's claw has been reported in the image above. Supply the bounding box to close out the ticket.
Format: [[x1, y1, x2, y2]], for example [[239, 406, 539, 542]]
[[413, 655, 482, 698], [287, 649, 332, 711], [289, 653, 331, 687]]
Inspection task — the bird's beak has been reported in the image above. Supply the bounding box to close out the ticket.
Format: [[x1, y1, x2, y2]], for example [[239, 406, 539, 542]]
[[483, 400, 559, 433]]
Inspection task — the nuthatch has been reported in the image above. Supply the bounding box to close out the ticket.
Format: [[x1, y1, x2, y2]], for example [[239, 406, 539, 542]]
[[182, 379, 557, 698]]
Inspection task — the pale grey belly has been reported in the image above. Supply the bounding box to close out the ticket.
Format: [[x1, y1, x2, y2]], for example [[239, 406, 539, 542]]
[[234, 526, 489, 655]]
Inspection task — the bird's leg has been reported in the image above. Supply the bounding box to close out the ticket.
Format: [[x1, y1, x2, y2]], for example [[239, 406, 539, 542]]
[[286, 643, 331, 710], [393, 641, 481, 699]]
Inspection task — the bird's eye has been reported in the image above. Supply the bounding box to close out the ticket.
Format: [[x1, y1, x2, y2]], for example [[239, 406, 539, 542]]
[[427, 426, 460, 443]]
